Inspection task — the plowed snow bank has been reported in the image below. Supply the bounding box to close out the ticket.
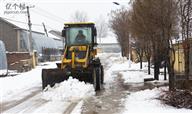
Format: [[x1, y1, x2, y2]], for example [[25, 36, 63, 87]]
[[42, 77, 95, 101]]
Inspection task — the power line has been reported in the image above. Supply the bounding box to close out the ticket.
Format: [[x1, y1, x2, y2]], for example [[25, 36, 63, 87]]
[[31, 8, 64, 24], [0, 16, 60, 31], [35, 6, 66, 22], [0, 16, 42, 26]]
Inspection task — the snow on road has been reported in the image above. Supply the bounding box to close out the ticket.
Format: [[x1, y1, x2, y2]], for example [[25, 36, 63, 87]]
[[99, 53, 126, 83]]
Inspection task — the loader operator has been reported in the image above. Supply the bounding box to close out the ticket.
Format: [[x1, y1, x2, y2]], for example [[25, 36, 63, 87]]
[[75, 30, 86, 44]]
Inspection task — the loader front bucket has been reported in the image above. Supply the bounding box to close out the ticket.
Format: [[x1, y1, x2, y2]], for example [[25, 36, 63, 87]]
[[42, 69, 68, 90]]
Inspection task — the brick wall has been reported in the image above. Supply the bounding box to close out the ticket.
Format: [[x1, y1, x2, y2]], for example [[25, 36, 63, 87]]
[[6, 52, 32, 72]]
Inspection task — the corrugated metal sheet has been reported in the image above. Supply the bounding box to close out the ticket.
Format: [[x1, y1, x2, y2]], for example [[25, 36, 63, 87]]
[[0, 40, 8, 75]]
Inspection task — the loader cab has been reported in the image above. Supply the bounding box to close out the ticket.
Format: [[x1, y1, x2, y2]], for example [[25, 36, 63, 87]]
[[62, 22, 97, 47], [60, 22, 98, 69]]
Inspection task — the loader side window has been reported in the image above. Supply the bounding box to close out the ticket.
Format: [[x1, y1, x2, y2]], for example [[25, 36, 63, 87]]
[[66, 27, 92, 45]]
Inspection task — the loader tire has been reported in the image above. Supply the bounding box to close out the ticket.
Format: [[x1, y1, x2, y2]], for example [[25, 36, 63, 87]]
[[42, 69, 48, 89], [101, 65, 104, 84], [93, 67, 101, 91]]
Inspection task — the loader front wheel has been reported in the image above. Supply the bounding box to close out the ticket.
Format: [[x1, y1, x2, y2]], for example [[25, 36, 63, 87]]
[[42, 69, 48, 89], [101, 65, 104, 84], [93, 67, 101, 91]]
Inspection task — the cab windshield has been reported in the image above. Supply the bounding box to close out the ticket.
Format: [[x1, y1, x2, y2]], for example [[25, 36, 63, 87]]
[[66, 27, 92, 45]]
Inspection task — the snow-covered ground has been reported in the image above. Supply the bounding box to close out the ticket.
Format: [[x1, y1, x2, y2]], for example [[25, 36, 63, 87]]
[[122, 87, 192, 113], [1, 52, 192, 114]]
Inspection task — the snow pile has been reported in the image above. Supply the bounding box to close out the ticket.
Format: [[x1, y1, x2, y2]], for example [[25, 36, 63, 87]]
[[107, 60, 132, 73], [103, 54, 126, 83], [103, 54, 149, 84], [117, 61, 168, 84], [42, 77, 95, 101], [123, 87, 192, 113], [108, 60, 148, 72], [120, 69, 168, 84], [120, 71, 151, 83], [0, 69, 7, 76]]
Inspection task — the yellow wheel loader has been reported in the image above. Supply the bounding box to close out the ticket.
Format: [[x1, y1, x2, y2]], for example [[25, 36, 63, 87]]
[[42, 22, 104, 91]]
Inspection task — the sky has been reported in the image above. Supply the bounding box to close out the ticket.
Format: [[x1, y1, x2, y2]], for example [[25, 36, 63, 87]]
[[0, 0, 130, 32]]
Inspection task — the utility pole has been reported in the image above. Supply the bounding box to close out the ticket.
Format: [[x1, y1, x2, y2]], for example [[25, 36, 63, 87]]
[[42, 22, 48, 37], [128, 34, 131, 68], [27, 6, 33, 55]]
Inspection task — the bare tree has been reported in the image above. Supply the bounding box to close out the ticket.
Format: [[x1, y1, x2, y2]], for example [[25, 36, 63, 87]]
[[71, 10, 88, 22], [132, 38, 144, 69], [130, 0, 161, 80], [143, 40, 152, 75], [129, 0, 179, 90], [110, 8, 130, 58], [95, 15, 108, 39]]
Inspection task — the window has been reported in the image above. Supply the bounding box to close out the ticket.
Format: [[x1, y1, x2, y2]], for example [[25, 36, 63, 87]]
[[66, 27, 92, 45]]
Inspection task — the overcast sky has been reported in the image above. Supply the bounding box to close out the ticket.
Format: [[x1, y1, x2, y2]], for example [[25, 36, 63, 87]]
[[0, 0, 130, 32]]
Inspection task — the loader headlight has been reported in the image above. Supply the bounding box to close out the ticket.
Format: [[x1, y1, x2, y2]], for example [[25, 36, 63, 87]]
[[66, 71, 71, 76]]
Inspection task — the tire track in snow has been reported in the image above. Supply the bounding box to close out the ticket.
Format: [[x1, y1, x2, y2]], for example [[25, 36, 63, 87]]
[[63, 102, 78, 114], [2, 93, 47, 113], [1, 87, 41, 112], [63, 99, 82, 114]]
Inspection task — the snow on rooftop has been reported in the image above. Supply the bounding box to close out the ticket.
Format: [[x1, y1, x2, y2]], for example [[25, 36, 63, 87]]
[[48, 33, 61, 40], [2, 17, 47, 34], [1, 17, 63, 50]]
